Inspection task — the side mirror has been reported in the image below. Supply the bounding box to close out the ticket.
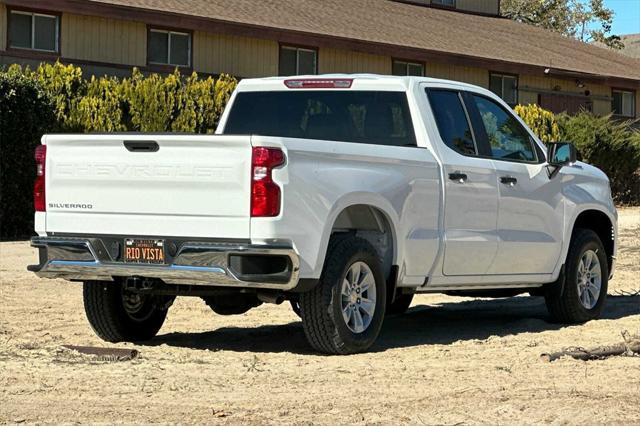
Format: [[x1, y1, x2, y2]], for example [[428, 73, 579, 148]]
[[548, 142, 577, 167]]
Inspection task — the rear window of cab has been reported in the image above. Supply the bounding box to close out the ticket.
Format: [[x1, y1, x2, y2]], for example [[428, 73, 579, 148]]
[[223, 91, 417, 147]]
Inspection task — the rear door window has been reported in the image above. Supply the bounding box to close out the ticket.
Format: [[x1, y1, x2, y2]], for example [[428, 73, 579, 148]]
[[426, 89, 477, 156], [223, 91, 417, 147]]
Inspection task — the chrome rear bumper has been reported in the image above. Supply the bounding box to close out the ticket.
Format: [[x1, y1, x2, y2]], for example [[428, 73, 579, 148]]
[[29, 236, 300, 290]]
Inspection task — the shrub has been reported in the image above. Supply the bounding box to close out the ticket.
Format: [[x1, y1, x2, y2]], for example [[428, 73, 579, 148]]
[[32, 62, 86, 127], [0, 69, 57, 239], [119, 68, 237, 132], [557, 112, 640, 204], [123, 68, 180, 132], [514, 104, 561, 143], [67, 75, 127, 132]]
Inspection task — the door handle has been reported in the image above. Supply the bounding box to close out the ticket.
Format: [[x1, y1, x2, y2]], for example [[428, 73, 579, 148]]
[[448, 172, 468, 183], [124, 141, 159, 152], [500, 176, 518, 186]]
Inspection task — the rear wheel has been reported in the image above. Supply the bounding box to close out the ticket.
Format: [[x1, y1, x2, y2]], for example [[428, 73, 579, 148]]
[[545, 229, 608, 323], [83, 280, 171, 342], [299, 237, 386, 354]]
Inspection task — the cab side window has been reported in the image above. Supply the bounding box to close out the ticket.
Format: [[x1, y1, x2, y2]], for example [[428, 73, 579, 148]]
[[472, 95, 537, 163], [427, 89, 477, 156]]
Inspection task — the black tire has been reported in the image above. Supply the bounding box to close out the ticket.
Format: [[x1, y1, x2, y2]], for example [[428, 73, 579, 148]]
[[387, 293, 414, 315], [299, 236, 386, 354], [545, 229, 609, 324], [83, 280, 170, 342]]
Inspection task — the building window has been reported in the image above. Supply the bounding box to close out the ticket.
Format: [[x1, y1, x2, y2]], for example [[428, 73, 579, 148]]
[[612, 89, 635, 117], [148, 29, 191, 67], [279, 46, 317, 76], [8, 10, 59, 52], [489, 73, 518, 106], [432, 0, 456, 7], [392, 60, 424, 77]]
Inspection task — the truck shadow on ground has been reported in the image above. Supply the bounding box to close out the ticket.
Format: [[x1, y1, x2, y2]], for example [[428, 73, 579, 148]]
[[148, 295, 639, 354]]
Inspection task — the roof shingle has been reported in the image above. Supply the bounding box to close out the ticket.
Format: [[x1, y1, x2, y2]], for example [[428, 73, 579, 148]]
[[85, 0, 640, 82]]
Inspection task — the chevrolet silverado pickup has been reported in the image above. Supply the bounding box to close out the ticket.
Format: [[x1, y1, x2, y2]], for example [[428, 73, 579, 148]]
[[29, 75, 617, 354]]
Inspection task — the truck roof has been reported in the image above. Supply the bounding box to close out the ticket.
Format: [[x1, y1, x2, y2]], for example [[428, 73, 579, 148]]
[[236, 74, 485, 92]]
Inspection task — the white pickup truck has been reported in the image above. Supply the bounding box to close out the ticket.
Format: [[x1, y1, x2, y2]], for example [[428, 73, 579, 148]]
[[29, 75, 617, 354]]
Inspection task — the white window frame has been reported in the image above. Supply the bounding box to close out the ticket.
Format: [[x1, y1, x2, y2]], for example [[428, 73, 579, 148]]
[[9, 10, 59, 53], [280, 46, 318, 75], [392, 59, 425, 77], [612, 89, 636, 118], [490, 73, 519, 106], [148, 29, 192, 67]]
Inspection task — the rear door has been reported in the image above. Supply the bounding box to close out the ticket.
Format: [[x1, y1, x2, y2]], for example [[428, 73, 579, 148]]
[[466, 94, 563, 274], [44, 134, 252, 239], [426, 89, 499, 276]]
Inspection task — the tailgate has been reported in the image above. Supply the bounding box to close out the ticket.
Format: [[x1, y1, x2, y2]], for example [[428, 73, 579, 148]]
[[44, 134, 252, 239]]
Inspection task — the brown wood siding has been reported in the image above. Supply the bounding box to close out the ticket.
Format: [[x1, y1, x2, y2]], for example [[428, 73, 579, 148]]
[[193, 31, 278, 77], [0, 3, 6, 51], [319, 47, 390, 74], [427, 62, 488, 87], [62, 14, 146, 66], [519, 75, 611, 114]]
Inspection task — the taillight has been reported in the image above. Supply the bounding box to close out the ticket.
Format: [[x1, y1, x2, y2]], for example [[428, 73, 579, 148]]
[[251, 147, 285, 217], [34, 145, 47, 212], [284, 79, 353, 89]]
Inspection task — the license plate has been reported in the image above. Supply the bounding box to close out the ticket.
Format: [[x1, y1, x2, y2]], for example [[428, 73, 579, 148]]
[[124, 239, 166, 264]]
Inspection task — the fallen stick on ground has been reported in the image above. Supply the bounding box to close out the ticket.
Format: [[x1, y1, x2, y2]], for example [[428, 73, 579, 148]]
[[62, 345, 139, 361], [541, 333, 640, 362]]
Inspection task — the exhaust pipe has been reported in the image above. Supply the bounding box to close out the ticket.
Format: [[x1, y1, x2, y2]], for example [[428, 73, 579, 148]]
[[257, 292, 285, 305]]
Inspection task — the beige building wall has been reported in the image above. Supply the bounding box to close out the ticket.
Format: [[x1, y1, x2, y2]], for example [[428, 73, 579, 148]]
[[0, 3, 6, 51], [319, 48, 391, 74], [194, 32, 278, 77], [427, 62, 488, 87], [61, 14, 146, 66]]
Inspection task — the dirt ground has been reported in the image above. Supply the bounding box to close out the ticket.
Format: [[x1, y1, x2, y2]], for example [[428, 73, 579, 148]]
[[1, 209, 638, 425]]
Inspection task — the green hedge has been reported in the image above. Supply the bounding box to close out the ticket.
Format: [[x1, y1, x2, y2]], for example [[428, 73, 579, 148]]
[[11, 62, 238, 133], [557, 112, 640, 205], [0, 62, 237, 239]]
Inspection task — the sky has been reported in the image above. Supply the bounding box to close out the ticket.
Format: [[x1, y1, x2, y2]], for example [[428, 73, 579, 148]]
[[603, 0, 640, 35]]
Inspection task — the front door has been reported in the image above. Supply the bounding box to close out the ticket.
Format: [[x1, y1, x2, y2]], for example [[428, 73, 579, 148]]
[[469, 94, 563, 275], [426, 88, 499, 276]]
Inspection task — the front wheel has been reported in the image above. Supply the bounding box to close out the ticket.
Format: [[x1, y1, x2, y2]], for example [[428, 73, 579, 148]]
[[545, 229, 608, 323], [386, 293, 414, 315], [299, 236, 386, 354], [83, 280, 171, 342]]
